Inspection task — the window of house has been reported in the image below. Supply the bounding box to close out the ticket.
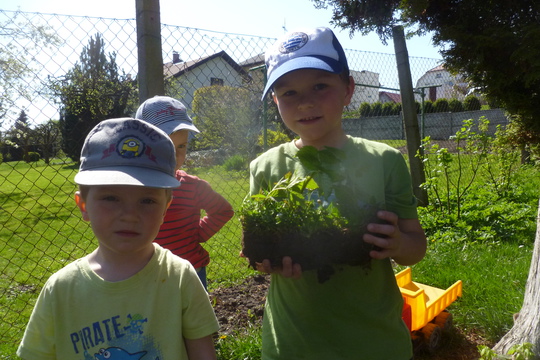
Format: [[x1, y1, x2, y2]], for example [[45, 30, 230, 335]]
[[211, 78, 224, 86]]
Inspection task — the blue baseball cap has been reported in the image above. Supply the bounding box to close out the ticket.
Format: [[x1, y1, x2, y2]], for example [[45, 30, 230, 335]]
[[135, 96, 199, 136], [262, 27, 348, 99]]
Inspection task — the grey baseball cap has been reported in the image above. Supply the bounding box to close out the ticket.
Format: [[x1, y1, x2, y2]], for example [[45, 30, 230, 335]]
[[74, 118, 180, 188], [135, 96, 200, 135]]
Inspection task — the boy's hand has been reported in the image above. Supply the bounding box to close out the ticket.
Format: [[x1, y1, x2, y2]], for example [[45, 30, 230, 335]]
[[363, 210, 427, 266], [256, 256, 303, 279]]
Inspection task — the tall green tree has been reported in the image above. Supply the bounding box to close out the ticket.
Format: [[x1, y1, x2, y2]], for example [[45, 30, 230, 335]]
[[34, 120, 62, 165], [50, 33, 137, 162], [7, 110, 33, 161], [312, 0, 540, 148], [191, 85, 259, 159]]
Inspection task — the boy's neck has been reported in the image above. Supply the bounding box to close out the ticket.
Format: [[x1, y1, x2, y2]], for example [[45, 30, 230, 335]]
[[295, 132, 348, 150], [87, 245, 155, 282]]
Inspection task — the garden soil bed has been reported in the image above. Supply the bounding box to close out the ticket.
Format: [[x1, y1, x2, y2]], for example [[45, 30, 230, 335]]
[[210, 274, 493, 360]]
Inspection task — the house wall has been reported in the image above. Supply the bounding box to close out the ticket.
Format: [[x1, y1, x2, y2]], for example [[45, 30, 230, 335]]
[[415, 69, 469, 102], [173, 57, 246, 112], [348, 70, 380, 110], [242, 63, 265, 90]]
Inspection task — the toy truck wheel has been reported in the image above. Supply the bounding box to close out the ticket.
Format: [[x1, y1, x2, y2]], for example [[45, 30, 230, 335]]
[[434, 311, 453, 331], [421, 323, 442, 352]]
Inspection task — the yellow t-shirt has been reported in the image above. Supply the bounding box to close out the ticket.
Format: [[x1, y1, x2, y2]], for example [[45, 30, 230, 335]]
[[17, 243, 218, 360]]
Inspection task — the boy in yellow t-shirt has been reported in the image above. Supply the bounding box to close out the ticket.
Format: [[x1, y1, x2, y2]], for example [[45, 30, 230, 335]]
[[17, 118, 218, 359]]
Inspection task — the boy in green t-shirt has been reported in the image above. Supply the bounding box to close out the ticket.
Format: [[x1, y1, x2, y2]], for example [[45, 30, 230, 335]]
[[17, 118, 218, 359], [248, 27, 427, 359]]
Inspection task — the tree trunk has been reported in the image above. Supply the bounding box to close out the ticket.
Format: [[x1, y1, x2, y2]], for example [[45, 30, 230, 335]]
[[493, 199, 540, 357]]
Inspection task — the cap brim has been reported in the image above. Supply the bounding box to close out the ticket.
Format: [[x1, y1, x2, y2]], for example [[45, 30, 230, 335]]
[[159, 121, 200, 135], [74, 168, 180, 188], [261, 56, 344, 100]]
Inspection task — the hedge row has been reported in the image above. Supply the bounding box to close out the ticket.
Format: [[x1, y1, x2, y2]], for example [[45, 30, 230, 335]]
[[350, 95, 482, 117]]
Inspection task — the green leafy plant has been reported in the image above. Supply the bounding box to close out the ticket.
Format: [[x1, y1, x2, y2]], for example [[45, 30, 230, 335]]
[[418, 117, 492, 219], [478, 343, 535, 360], [223, 155, 246, 171], [239, 146, 376, 282], [416, 117, 532, 245], [257, 129, 290, 149]]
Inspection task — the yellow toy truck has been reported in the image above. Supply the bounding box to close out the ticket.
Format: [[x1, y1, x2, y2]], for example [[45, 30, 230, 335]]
[[395, 267, 463, 352]]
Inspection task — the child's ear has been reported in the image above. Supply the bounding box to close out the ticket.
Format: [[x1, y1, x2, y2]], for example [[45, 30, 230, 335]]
[[272, 92, 278, 104], [160, 199, 172, 225], [74, 191, 90, 221], [165, 198, 172, 214], [344, 76, 355, 106]]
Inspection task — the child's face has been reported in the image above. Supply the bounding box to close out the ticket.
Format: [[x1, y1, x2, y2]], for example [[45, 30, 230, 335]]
[[169, 130, 189, 170], [75, 185, 170, 256], [272, 68, 355, 148]]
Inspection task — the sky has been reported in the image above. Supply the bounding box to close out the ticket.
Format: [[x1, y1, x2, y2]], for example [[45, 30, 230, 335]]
[[1, 0, 442, 59]]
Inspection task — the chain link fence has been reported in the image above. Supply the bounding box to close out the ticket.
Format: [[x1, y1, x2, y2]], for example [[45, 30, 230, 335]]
[[0, 9, 507, 352]]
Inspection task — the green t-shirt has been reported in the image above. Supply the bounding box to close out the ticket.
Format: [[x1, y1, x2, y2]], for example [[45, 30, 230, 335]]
[[17, 244, 219, 360], [250, 136, 417, 360]]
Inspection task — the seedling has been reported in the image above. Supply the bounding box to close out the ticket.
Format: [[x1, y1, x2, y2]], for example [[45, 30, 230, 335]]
[[240, 146, 380, 282]]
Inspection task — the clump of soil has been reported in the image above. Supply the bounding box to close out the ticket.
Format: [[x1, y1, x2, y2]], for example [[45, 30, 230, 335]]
[[242, 228, 374, 283], [210, 274, 269, 335]]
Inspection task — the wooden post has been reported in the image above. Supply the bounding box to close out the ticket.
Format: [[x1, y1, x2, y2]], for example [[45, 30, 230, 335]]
[[392, 26, 428, 206], [136, 0, 165, 104]]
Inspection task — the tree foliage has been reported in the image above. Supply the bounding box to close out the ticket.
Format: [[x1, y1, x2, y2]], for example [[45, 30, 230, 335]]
[[0, 11, 60, 124], [311, 0, 540, 147], [191, 85, 259, 158], [34, 120, 62, 165], [6, 110, 32, 161], [49, 33, 137, 162], [312, 0, 401, 44]]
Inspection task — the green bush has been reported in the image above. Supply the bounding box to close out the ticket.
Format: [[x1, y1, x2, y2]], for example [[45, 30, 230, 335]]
[[464, 95, 482, 111], [0, 153, 3, 165], [258, 129, 289, 149], [415, 101, 421, 114], [359, 102, 371, 117], [24, 152, 40, 163], [423, 100, 434, 113], [392, 102, 402, 115], [371, 101, 383, 116], [223, 154, 246, 171], [448, 98, 464, 112], [381, 102, 395, 115], [434, 98, 449, 112]]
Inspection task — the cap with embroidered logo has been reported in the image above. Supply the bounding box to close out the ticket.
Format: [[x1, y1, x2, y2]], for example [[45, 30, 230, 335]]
[[74, 117, 180, 188], [262, 27, 348, 99], [135, 95, 199, 135]]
